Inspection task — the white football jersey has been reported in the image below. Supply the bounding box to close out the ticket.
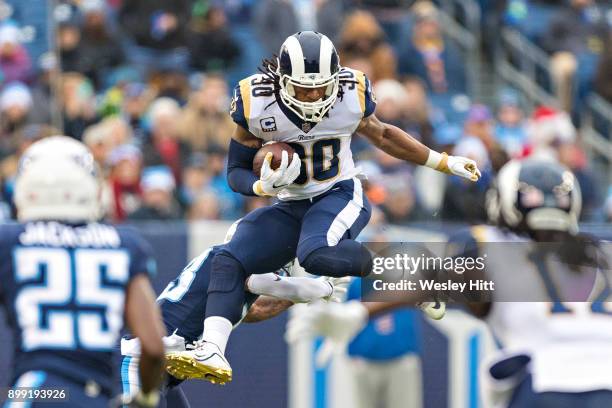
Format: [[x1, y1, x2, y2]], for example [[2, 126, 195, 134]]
[[468, 226, 612, 393], [230, 68, 376, 201]]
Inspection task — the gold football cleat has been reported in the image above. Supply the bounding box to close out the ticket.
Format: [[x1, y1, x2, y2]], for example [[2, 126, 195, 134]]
[[165, 349, 232, 385]]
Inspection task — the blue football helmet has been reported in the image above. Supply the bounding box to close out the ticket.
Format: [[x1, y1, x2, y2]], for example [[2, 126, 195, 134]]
[[487, 159, 582, 234], [276, 31, 340, 123]]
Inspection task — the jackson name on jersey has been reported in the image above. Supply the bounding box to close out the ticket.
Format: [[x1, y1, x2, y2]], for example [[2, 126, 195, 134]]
[[230, 67, 376, 201]]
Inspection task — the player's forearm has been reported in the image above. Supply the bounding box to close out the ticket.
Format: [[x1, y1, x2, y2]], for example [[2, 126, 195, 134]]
[[227, 138, 259, 196], [243, 297, 293, 323], [228, 167, 259, 196], [368, 122, 430, 165], [138, 351, 164, 393], [125, 276, 166, 394], [370, 124, 460, 175]]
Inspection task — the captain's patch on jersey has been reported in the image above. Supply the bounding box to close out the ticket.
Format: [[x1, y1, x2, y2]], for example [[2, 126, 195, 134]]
[[260, 117, 277, 132]]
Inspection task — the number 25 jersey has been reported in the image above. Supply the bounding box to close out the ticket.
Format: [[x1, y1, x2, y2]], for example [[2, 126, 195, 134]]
[[0, 221, 156, 392], [230, 67, 376, 201]]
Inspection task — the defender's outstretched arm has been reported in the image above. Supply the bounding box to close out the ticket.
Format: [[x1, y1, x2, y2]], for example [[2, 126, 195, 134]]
[[243, 297, 294, 323]]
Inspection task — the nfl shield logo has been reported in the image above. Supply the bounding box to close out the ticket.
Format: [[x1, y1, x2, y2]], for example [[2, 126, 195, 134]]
[[301, 122, 311, 132]]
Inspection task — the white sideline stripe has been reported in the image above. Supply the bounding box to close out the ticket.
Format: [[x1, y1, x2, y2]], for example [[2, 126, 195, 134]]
[[285, 36, 305, 76], [319, 35, 333, 77], [326, 178, 364, 246]]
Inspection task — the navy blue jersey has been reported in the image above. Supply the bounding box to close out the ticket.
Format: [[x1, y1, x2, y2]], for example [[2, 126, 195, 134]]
[[157, 245, 258, 344], [0, 221, 155, 393]]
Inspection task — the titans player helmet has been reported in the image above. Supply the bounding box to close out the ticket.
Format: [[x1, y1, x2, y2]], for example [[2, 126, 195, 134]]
[[14, 136, 101, 222], [276, 31, 340, 123], [486, 159, 582, 234]]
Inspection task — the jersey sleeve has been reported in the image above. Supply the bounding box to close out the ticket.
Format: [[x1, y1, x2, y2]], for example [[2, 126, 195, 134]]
[[357, 72, 376, 118], [121, 227, 157, 280], [230, 79, 252, 131]]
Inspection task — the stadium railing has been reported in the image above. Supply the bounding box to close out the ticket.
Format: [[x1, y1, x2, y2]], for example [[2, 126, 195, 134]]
[[496, 27, 612, 186], [437, 0, 482, 98], [582, 94, 612, 184]]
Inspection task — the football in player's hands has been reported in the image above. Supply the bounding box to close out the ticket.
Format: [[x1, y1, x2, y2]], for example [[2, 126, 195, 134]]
[[253, 142, 296, 177]]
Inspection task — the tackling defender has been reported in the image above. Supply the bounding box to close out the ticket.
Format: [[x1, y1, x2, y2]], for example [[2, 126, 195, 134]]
[[287, 159, 612, 407], [0, 137, 165, 408], [167, 30, 481, 383], [120, 219, 349, 405]]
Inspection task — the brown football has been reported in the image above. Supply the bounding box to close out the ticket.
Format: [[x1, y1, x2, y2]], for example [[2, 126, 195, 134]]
[[253, 142, 296, 177]]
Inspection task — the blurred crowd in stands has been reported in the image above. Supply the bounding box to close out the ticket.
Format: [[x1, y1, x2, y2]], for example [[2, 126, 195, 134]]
[[0, 0, 610, 225]]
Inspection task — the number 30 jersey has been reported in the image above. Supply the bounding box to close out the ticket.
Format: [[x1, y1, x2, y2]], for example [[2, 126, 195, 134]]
[[230, 67, 376, 201], [0, 221, 156, 393]]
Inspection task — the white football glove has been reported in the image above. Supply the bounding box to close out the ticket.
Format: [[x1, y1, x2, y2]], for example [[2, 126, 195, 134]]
[[428, 151, 481, 182], [319, 276, 352, 303], [253, 150, 301, 196], [286, 301, 368, 368], [285, 301, 368, 344], [446, 154, 482, 181]]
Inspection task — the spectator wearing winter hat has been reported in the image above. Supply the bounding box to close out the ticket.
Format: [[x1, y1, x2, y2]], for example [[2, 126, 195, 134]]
[[464, 104, 508, 172], [128, 166, 182, 221], [494, 88, 528, 158], [525, 106, 576, 161], [0, 24, 32, 84], [0, 82, 33, 157], [464, 104, 495, 148], [83, 122, 113, 168], [142, 97, 191, 185], [121, 82, 155, 141], [106, 144, 143, 222]]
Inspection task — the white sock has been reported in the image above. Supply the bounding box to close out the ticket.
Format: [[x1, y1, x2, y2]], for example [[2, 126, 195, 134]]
[[202, 316, 233, 355], [246, 273, 332, 303]]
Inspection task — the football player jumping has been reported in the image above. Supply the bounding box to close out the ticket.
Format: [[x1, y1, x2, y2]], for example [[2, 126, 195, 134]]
[[166, 31, 481, 383]]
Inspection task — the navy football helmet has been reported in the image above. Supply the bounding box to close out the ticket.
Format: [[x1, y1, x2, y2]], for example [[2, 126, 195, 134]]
[[276, 31, 340, 122], [486, 159, 582, 233]]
